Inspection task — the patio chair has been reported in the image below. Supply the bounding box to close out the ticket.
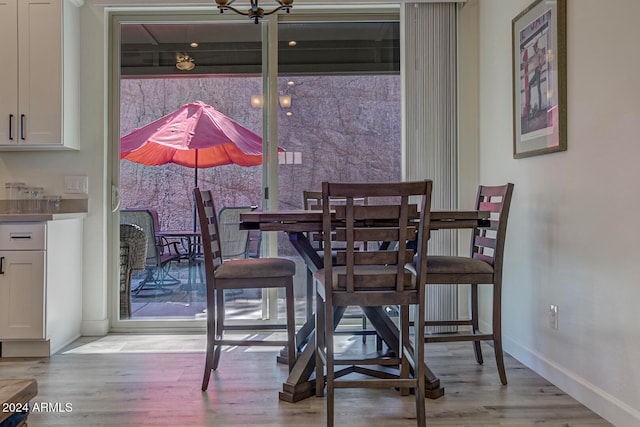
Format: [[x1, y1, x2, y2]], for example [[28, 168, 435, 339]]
[[314, 180, 432, 427], [418, 183, 514, 385], [119, 224, 147, 318], [218, 206, 258, 260], [194, 188, 297, 391], [120, 208, 181, 295]]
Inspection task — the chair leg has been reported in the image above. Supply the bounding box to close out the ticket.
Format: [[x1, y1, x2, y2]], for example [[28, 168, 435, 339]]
[[361, 312, 367, 343], [285, 279, 296, 372], [414, 302, 426, 427], [325, 297, 335, 427], [213, 289, 224, 371], [306, 268, 314, 320], [470, 284, 484, 365], [202, 288, 217, 391], [315, 290, 325, 398], [399, 305, 410, 396], [493, 282, 507, 385]]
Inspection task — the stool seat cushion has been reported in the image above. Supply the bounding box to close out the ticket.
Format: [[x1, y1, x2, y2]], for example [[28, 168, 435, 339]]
[[215, 257, 296, 279], [426, 256, 494, 274]]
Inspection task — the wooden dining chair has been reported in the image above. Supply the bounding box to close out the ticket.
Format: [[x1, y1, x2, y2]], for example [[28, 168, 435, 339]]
[[302, 190, 377, 346], [420, 183, 514, 385], [314, 180, 432, 427], [194, 188, 297, 391]]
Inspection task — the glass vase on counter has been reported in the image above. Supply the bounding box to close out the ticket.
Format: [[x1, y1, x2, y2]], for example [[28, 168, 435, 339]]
[[5, 182, 26, 213]]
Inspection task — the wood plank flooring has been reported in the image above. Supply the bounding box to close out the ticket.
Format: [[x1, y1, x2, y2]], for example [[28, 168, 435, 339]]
[[0, 335, 611, 426]]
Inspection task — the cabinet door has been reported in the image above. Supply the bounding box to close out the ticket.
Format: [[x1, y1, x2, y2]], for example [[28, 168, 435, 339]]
[[0, 0, 18, 145], [17, 0, 62, 146], [0, 250, 45, 339]]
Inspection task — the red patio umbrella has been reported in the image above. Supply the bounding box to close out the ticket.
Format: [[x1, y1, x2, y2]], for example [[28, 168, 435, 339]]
[[120, 101, 276, 229], [120, 101, 270, 182]]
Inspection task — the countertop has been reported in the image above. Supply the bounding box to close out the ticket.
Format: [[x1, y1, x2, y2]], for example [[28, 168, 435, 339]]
[[0, 199, 88, 222]]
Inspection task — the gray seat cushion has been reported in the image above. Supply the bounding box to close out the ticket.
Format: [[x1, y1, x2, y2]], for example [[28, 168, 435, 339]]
[[426, 256, 494, 274], [215, 257, 296, 279]]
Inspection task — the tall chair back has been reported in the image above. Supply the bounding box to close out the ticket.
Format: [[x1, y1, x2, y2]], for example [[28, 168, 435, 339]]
[[194, 188, 297, 391], [314, 180, 432, 427], [423, 182, 514, 386]]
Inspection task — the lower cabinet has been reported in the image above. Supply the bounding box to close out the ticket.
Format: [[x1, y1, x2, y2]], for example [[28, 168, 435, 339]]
[[0, 250, 45, 339], [0, 219, 83, 357]]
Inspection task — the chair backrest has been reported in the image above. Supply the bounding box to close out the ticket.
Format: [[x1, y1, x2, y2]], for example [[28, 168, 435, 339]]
[[120, 208, 160, 267], [119, 223, 147, 291], [304, 190, 369, 250], [322, 180, 432, 293], [471, 183, 514, 275], [218, 206, 256, 259], [194, 188, 224, 287], [303, 190, 369, 210], [119, 223, 147, 271]]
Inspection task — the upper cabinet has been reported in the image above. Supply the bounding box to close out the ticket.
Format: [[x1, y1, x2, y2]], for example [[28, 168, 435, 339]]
[[0, 0, 82, 151]]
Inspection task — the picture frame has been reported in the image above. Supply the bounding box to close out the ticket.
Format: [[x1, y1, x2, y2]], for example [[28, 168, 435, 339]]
[[512, 0, 566, 159]]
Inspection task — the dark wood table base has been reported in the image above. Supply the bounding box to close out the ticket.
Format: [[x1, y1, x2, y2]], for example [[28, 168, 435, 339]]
[[239, 210, 489, 403]]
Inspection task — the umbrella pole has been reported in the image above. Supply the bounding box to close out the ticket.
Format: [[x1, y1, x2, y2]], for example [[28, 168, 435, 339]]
[[193, 151, 199, 232]]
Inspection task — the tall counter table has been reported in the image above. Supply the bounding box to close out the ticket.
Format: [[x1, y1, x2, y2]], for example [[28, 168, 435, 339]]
[[0, 200, 87, 357], [240, 209, 490, 403]]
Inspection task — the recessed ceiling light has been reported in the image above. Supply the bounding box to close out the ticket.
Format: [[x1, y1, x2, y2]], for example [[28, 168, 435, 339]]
[[288, 40, 297, 47], [287, 81, 295, 86], [286, 112, 293, 117], [190, 42, 199, 48]]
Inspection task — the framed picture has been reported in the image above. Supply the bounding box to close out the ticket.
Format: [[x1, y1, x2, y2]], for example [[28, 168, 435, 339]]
[[512, 0, 566, 159]]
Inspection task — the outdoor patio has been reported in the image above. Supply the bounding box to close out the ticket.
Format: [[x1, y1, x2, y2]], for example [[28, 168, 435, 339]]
[[129, 256, 310, 320]]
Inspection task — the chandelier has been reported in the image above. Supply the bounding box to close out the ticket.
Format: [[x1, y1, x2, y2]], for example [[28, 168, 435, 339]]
[[215, 0, 293, 24], [175, 53, 195, 71]]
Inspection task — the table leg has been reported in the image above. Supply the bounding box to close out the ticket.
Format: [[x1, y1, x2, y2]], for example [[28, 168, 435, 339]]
[[361, 307, 444, 398], [279, 231, 444, 400], [278, 307, 347, 402]]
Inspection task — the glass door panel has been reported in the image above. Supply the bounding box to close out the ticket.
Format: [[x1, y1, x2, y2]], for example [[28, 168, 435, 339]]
[[275, 21, 401, 321], [118, 20, 267, 323]]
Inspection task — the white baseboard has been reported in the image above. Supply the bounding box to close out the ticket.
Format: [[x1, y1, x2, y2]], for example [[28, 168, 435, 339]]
[[502, 332, 640, 427], [81, 319, 109, 336]]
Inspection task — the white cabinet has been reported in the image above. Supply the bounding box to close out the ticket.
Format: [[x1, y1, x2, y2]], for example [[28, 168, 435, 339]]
[[0, 0, 81, 150], [0, 220, 83, 357]]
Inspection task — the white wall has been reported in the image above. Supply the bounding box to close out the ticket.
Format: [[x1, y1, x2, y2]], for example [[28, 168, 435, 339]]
[[476, 0, 640, 425]]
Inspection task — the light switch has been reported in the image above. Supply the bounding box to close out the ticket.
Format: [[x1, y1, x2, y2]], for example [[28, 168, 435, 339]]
[[64, 175, 88, 194]]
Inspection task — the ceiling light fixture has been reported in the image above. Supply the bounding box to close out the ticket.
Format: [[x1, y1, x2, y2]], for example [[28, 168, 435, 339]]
[[176, 53, 195, 71], [215, 0, 293, 24]]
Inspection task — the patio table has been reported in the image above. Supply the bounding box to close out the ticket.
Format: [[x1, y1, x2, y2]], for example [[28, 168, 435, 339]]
[[240, 209, 490, 403], [155, 230, 202, 292]]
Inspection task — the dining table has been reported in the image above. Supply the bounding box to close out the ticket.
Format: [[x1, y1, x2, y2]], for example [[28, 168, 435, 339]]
[[239, 208, 490, 403]]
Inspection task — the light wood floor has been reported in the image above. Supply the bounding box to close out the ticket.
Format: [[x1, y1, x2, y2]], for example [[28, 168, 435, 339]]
[[0, 334, 611, 426]]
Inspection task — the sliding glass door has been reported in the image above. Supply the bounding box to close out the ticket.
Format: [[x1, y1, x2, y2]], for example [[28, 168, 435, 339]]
[[112, 8, 400, 330]]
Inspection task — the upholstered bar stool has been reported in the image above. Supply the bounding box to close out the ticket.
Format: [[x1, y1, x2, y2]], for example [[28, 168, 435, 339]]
[[194, 188, 297, 391]]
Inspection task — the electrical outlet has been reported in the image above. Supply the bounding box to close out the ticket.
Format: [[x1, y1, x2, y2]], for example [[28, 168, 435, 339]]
[[549, 304, 559, 329]]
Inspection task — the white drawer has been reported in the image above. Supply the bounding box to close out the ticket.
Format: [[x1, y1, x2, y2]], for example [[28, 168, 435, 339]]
[[0, 224, 46, 250]]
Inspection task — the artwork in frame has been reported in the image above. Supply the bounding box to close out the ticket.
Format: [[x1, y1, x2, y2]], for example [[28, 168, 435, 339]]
[[512, 0, 566, 159]]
